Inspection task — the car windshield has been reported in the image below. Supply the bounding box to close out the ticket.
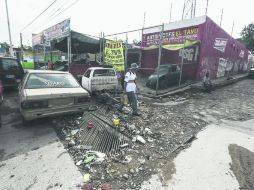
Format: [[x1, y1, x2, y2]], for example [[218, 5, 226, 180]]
[[2, 59, 20, 71], [93, 69, 115, 77], [25, 73, 80, 89], [154, 65, 170, 73]]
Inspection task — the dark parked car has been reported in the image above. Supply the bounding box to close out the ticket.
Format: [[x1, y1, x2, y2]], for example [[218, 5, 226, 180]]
[[0, 57, 24, 88], [146, 64, 184, 89], [248, 68, 254, 78]]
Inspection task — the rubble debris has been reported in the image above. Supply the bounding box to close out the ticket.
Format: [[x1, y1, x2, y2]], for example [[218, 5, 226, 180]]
[[87, 151, 106, 164], [144, 128, 153, 135], [68, 139, 75, 147], [100, 184, 112, 190], [129, 169, 135, 174], [136, 135, 146, 144], [76, 160, 83, 166], [83, 173, 90, 183], [74, 145, 92, 150], [120, 143, 129, 148], [87, 122, 94, 129], [53, 92, 208, 190], [83, 155, 96, 164], [123, 174, 129, 180], [81, 183, 95, 190], [71, 129, 79, 136]]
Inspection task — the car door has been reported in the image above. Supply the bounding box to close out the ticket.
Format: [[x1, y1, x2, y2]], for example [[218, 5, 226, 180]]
[[170, 65, 180, 85], [18, 72, 28, 106], [82, 69, 92, 92], [0, 58, 24, 87]]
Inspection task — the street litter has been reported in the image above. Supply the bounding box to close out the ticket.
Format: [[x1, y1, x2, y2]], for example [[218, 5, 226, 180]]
[[68, 139, 75, 147], [136, 135, 146, 144], [120, 143, 129, 148], [83, 155, 96, 164], [144, 128, 153, 135], [83, 173, 90, 183], [87, 122, 94, 129], [76, 160, 83, 166], [83, 151, 106, 164], [71, 129, 79, 136], [86, 151, 106, 164], [75, 145, 92, 150]]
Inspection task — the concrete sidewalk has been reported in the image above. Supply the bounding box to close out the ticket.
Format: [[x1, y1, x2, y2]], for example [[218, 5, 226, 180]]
[[190, 73, 248, 90], [141, 73, 248, 98]]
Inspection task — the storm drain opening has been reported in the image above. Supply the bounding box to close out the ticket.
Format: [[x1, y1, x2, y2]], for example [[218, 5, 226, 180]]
[[79, 112, 131, 155]]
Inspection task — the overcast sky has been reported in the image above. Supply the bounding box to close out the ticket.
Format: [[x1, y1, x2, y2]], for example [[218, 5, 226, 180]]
[[0, 0, 253, 46]]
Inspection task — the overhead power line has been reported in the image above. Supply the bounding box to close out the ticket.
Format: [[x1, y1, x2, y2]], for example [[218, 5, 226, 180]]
[[20, 0, 58, 32]]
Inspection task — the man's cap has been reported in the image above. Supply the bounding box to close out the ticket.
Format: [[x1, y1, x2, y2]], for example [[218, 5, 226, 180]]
[[130, 63, 139, 69]]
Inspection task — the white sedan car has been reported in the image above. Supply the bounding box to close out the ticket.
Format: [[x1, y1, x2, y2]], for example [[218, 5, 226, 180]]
[[19, 70, 91, 124]]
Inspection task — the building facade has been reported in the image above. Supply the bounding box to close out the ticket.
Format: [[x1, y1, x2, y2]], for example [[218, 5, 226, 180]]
[[141, 16, 249, 81]]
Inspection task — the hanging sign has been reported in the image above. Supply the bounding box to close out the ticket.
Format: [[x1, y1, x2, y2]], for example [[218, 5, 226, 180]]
[[104, 40, 125, 71]]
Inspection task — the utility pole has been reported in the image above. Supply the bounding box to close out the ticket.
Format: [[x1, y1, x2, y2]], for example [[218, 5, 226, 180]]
[[182, 0, 186, 20], [143, 12, 146, 29], [193, 0, 197, 17], [220, 8, 224, 27], [205, 0, 209, 15], [169, 2, 172, 22], [20, 33, 23, 61], [231, 21, 235, 36], [5, 0, 14, 57]]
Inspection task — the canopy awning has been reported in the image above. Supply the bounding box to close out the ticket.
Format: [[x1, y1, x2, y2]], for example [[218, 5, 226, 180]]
[[53, 30, 100, 54]]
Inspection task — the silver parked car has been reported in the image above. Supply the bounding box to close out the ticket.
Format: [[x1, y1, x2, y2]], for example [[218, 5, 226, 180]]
[[19, 70, 91, 125]]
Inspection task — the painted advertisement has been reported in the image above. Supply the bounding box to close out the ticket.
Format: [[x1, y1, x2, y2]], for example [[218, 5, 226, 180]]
[[143, 27, 199, 46], [213, 38, 228, 53], [32, 32, 44, 46], [216, 58, 227, 77], [178, 46, 199, 63], [104, 40, 125, 71], [44, 19, 70, 41], [32, 19, 70, 46]]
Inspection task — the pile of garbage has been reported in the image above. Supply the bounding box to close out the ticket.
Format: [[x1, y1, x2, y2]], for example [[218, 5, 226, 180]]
[[53, 95, 207, 189]]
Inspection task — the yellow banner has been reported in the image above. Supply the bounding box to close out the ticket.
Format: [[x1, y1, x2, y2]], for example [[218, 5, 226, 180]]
[[104, 40, 125, 71]]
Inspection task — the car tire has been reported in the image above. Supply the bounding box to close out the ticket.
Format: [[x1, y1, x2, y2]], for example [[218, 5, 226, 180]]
[[159, 79, 168, 89]]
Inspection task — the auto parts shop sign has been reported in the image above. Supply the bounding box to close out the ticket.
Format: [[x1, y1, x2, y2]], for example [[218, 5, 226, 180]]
[[104, 40, 124, 71]]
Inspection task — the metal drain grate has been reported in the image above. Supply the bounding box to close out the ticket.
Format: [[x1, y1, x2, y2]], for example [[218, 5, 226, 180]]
[[79, 112, 131, 155]]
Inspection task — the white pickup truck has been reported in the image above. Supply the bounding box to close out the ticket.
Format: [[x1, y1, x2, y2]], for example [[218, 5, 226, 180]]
[[81, 67, 118, 93]]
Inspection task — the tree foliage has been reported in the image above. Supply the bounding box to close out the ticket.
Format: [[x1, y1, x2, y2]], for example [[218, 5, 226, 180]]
[[241, 23, 254, 51]]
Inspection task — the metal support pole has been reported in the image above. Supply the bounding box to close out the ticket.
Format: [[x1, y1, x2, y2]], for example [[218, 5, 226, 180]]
[[20, 33, 23, 62], [99, 32, 102, 63], [220, 8, 224, 27], [5, 0, 13, 57], [124, 33, 128, 73], [156, 24, 164, 95], [182, 0, 186, 20], [169, 3, 172, 22], [179, 41, 185, 86], [43, 43, 46, 70], [102, 32, 105, 64], [67, 35, 71, 70]]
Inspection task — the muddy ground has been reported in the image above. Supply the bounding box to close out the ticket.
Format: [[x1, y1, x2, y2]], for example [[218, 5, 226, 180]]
[[53, 79, 254, 190], [229, 144, 254, 190]]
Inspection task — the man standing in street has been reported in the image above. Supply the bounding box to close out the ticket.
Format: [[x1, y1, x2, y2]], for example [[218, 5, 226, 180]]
[[124, 63, 141, 116]]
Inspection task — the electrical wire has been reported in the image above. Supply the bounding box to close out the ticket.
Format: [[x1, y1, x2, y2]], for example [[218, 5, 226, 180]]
[[20, 0, 58, 32]]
